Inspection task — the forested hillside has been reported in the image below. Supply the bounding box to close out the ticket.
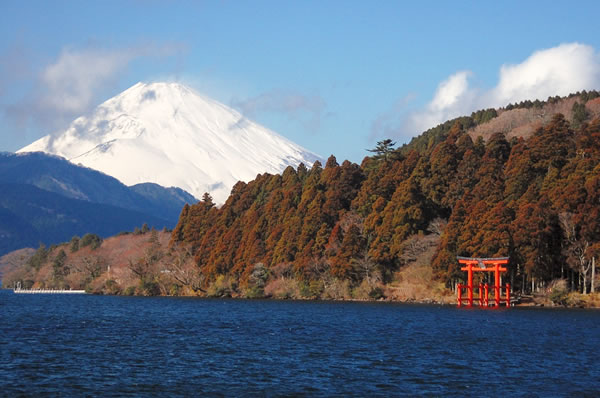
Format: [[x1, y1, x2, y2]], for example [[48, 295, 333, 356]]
[[172, 110, 599, 297]]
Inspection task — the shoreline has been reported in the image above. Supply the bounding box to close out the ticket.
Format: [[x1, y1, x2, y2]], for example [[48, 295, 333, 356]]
[[4, 288, 598, 309]]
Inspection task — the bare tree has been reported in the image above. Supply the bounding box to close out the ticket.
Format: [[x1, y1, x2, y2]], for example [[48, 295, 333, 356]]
[[427, 217, 447, 236], [127, 236, 166, 283], [560, 212, 592, 294], [304, 256, 329, 280], [163, 245, 205, 292], [399, 234, 438, 266], [351, 253, 381, 286], [128, 257, 152, 282], [271, 262, 294, 279], [74, 256, 106, 279]]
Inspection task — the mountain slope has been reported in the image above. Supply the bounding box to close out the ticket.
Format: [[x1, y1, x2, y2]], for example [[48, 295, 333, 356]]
[[19, 82, 321, 203], [0, 183, 170, 256], [129, 182, 197, 221], [0, 152, 196, 222]]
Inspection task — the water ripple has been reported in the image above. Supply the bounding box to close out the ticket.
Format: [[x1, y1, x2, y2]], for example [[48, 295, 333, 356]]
[[1, 292, 600, 396]]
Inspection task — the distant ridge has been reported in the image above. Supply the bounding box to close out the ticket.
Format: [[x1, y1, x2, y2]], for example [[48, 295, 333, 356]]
[[0, 183, 170, 256], [0, 151, 196, 222]]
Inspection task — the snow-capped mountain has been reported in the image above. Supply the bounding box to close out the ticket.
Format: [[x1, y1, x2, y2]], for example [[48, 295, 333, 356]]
[[18, 82, 321, 203]]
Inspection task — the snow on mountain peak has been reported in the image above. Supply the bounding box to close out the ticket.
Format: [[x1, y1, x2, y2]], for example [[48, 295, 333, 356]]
[[18, 81, 322, 203]]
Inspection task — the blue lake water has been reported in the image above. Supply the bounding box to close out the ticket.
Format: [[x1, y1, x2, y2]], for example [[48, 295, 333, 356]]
[[1, 290, 599, 397]]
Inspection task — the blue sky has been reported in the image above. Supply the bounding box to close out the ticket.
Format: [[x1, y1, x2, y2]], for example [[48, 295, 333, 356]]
[[1, 1, 600, 163]]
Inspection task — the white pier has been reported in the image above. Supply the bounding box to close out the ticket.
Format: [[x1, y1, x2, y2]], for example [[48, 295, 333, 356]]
[[13, 288, 87, 294]]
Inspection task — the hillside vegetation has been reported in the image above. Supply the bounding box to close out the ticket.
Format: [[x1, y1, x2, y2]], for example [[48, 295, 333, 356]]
[[168, 113, 599, 299]]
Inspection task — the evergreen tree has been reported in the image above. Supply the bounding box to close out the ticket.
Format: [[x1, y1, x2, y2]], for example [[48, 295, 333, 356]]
[[367, 139, 401, 163]]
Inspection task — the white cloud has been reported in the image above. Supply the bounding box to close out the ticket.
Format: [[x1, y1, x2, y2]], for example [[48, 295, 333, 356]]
[[408, 71, 476, 135], [392, 43, 600, 140], [429, 71, 472, 111], [39, 48, 132, 115], [489, 43, 599, 106], [2, 43, 184, 137], [231, 89, 327, 133], [369, 94, 415, 140]]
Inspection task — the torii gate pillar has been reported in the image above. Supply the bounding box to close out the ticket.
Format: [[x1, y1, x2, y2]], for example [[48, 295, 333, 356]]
[[494, 262, 501, 306]]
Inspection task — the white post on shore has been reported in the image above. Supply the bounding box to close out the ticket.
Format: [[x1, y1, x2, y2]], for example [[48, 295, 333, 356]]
[[592, 257, 595, 294]]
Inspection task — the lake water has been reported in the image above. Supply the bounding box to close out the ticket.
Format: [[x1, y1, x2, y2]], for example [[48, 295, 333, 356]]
[[1, 290, 599, 397]]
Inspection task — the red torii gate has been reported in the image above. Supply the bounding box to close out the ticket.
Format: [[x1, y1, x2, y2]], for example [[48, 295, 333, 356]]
[[456, 256, 511, 308]]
